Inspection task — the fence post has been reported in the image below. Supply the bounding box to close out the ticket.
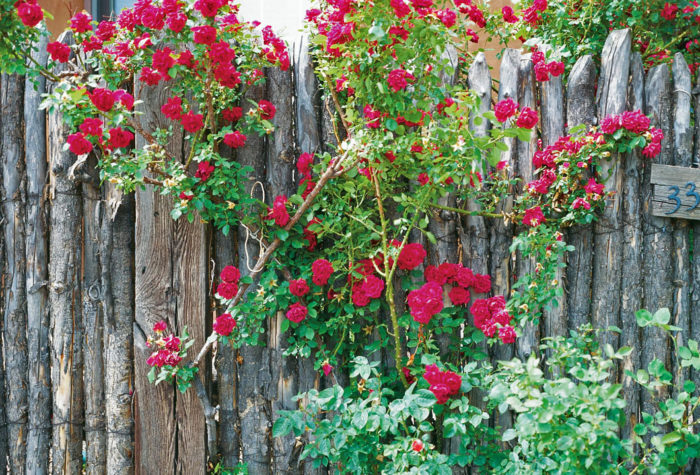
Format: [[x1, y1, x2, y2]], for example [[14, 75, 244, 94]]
[[641, 63, 674, 414], [24, 33, 51, 475], [620, 52, 645, 441], [692, 57, 700, 426], [48, 31, 85, 475], [591, 29, 631, 378], [565, 55, 596, 331], [2, 70, 28, 475]]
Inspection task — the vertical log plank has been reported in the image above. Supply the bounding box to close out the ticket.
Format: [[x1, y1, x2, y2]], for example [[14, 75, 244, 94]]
[[691, 61, 700, 417], [294, 38, 325, 475], [102, 189, 135, 475], [48, 32, 85, 475], [671, 53, 692, 392], [0, 74, 5, 475], [641, 63, 674, 414], [133, 81, 179, 474], [591, 29, 631, 367], [620, 52, 645, 441], [565, 55, 597, 331], [82, 159, 106, 474], [237, 82, 273, 475], [25, 34, 51, 475], [266, 65, 300, 474], [515, 56, 539, 362], [538, 49, 567, 344], [491, 49, 519, 432], [1, 71, 28, 475]]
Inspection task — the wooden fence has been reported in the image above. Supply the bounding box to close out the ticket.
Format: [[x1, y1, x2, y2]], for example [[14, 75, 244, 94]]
[[0, 28, 699, 473]]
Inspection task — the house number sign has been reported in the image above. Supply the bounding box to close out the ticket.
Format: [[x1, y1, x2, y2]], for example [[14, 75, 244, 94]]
[[651, 164, 700, 220]]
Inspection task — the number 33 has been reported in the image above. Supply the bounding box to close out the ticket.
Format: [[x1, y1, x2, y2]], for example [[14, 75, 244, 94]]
[[666, 182, 700, 215]]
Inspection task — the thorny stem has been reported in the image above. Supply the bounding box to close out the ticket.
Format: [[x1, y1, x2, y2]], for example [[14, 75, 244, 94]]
[[372, 171, 409, 388], [429, 200, 518, 221]]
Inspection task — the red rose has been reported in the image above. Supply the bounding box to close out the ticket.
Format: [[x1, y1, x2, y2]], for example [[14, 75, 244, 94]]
[[398, 243, 426, 271], [222, 107, 242, 122], [286, 302, 308, 323], [181, 111, 204, 133], [502, 5, 518, 23], [166, 11, 186, 32], [195, 161, 215, 181], [361, 275, 385, 299], [223, 131, 246, 148], [661, 2, 678, 20], [516, 107, 538, 129], [448, 286, 470, 306], [95, 20, 116, 41], [268, 195, 290, 227], [312, 259, 334, 286], [79, 117, 103, 136], [192, 25, 217, 45], [412, 439, 424, 452], [153, 321, 167, 333], [161, 96, 183, 120], [213, 313, 237, 336], [494, 98, 519, 122], [152, 47, 175, 78], [289, 279, 310, 297], [258, 100, 276, 120], [297, 153, 314, 176], [522, 206, 545, 227], [139, 67, 161, 85], [548, 61, 565, 77], [322, 363, 333, 376], [351, 283, 370, 307], [89, 87, 115, 112], [470, 299, 491, 329], [498, 325, 517, 344], [534, 61, 550, 82], [387, 68, 414, 93], [209, 41, 236, 65], [471, 273, 491, 293], [390, 0, 410, 18], [217, 281, 238, 300], [407, 282, 443, 324], [437, 8, 456, 27], [215, 64, 242, 88], [70, 11, 92, 33], [424, 265, 447, 285], [194, 0, 222, 17], [220, 265, 241, 283], [66, 133, 92, 155], [140, 5, 165, 29], [17, 1, 43, 27], [108, 127, 134, 149], [163, 335, 180, 352], [47, 41, 71, 62], [114, 89, 134, 110]]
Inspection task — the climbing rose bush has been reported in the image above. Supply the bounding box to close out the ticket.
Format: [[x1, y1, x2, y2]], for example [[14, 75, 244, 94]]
[[12, 0, 700, 472]]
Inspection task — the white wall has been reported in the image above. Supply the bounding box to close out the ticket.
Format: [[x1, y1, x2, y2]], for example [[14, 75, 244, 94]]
[[238, 0, 310, 42]]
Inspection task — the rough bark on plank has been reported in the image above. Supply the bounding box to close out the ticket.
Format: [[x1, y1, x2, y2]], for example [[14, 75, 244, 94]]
[[267, 64, 301, 474], [293, 38, 326, 475], [671, 53, 692, 393], [102, 188, 135, 475], [641, 63, 674, 414], [692, 58, 700, 420], [2, 72, 28, 475], [515, 56, 539, 362], [538, 47, 567, 347], [237, 81, 273, 475], [82, 158, 106, 475], [133, 80, 179, 474], [491, 49, 519, 432], [565, 55, 597, 332], [620, 52, 644, 441], [214, 228, 240, 468], [591, 30, 630, 370], [48, 32, 85, 475], [25, 33, 50, 475], [0, 75, 6, 475]]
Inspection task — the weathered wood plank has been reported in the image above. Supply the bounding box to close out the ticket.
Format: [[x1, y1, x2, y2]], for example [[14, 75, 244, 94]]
[[82, 158, 106, 475], [565, 55, 597, 331], [641, 63, 674, 414], [620, 52, 644, 441], [237, 81, 273, 475], [650, 162, 700, 220], [2, 71, 28, 475], [133, 80, 179, 474], [591, 29, 630, 371], [25, 33, 51, 475], [102, 187, 135, 475], [294, 38, 325, 475], [491, 48, 519, 432], [691, 57, 700, 427], [515, 55, 539, 362], [48, 32, 85, 475], [670, 53, 692, 393], [538, 46, 567, 346], [267, 64, 300, 475]]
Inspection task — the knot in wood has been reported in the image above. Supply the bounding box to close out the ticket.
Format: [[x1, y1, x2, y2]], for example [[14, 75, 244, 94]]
[[279, 148, 295, 163]]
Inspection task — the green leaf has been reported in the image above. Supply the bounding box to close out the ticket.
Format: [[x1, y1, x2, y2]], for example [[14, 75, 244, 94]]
[[635, 309, 653, 327], [272, 416, 293, 437], [654, 308, 671, 325], [502, 429, 517, 442]]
